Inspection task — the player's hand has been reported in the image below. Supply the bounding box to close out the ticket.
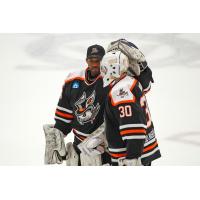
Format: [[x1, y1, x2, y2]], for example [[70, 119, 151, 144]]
[[135, 66, 154, 93]]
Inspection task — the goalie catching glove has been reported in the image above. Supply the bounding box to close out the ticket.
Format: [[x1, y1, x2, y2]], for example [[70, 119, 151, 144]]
[[107, 39, 148, 76], [43, 124, 66, 164]]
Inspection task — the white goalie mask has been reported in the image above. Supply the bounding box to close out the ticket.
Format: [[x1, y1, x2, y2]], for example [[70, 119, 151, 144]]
[[100, 51, 129, 87]]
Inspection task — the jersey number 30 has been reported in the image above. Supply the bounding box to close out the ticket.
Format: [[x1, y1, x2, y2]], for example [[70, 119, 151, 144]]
[[119, 105, 132, 118]]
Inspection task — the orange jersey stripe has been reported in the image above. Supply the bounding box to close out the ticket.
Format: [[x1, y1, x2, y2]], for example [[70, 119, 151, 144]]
[[130, 79, 138, 91], [111, 98, 136, 106], [76, 135, 85, 141], [110, 153, 127, 158], [65, 77, 85, 84], [77, 135, 85, 141], [73, 130, 87, 140], [56, 110, 74, 119], [143, 142, 158, 153], [120, 129, 146, 136], [73, 132, 86, 141]]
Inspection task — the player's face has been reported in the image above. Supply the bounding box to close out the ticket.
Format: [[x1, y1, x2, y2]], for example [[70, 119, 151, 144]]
[[87, 58, 101, 77]]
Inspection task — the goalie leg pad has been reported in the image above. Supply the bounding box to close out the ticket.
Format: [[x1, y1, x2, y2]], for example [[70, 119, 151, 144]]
[[80, 153, 102, 166], [65, 142, 79, 166]]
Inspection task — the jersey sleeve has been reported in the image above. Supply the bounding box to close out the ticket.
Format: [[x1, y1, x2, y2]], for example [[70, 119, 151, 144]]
[[110, 82, 147, 159], [136, 66, 153, 93], [54, 82, 73, 135]]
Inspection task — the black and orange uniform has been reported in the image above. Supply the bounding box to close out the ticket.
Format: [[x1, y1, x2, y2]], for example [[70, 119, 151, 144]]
[[54, 68, 110, 164], [54, 68, 108, 144], [105, 73, 161, 165]]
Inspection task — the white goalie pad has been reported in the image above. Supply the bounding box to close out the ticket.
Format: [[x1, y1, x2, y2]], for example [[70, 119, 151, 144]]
[[65, 142, 79, 166], [80, 153, 102, 166], [43, 124, 66, 164], [118, 158, 143, 166], [65, 142, 103, 166]]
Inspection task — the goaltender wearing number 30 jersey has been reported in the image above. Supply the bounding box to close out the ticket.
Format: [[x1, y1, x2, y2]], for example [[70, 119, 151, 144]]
[[105, 75, 161, 165]]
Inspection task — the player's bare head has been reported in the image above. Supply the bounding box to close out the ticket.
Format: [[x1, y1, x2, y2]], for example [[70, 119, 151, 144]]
[[86, 44, 105, 77], [100, 50, 129, 87]]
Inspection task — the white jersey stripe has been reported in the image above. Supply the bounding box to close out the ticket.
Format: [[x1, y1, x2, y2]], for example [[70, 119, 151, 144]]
[[108, 147, 127, 152], [120, 124, 147, 130], [143, 82, 151, 92], [144, 138, 156, 147], [141, 147, 159, 158], [55, 116, 72, 123], [57, 106, 73, 114], [122, 135, 146, 140], [111, 158, 119, 163]]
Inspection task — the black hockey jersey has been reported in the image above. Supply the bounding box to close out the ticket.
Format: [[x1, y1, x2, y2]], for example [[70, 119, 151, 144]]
[[105, 75, 161, 165], [54, 68, 108, 145]]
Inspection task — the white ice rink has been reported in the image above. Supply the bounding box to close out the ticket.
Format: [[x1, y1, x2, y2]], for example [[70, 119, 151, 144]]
[[0, 33, 200, 165]]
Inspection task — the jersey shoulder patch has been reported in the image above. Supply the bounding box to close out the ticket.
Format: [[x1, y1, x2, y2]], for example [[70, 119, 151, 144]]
[[65, 69, 85, 84], [109, 76, 138, 106]]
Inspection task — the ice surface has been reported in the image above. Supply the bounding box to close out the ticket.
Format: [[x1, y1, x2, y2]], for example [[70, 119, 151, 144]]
[[0, 33, 200, 165]]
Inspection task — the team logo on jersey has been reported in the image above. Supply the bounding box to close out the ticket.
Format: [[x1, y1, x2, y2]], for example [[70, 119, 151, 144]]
[[117, 88, 128, 98], [74, 90, 100, 125], [72, 81, 80, 89]]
